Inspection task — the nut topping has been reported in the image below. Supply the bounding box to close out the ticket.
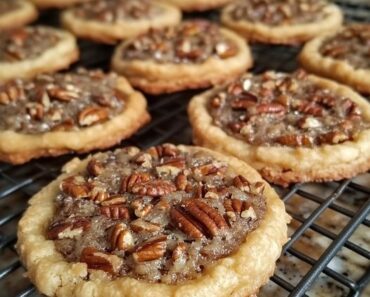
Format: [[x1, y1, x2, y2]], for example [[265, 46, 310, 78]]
[[121, 21, 239, 64], [209, 70, 369, 147], [78, 106, 109, 127], [49, 145, 266, 284]]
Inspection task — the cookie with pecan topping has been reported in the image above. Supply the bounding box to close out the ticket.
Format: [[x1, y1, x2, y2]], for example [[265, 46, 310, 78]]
[[0, 26, 79, 82], [300, 24, 370, 94], [0, 0, 38, 31], [189, 70, 370, 186], [221, 0, 343, 44], [0, 69, 150, 164], [61, 0, 181, 44], [17, 144, 288, 297], [160, 0, 233, 12], [112, 20, 253, 94]]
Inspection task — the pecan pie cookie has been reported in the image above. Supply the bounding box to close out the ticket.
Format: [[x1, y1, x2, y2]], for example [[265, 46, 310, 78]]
[[0, 26, 79, 82], [0, 0, 38, 31], [300, 24, 370, 94], [160, 0, 233, 12], [188, 70, 370, 186], [221, 0, 343, 44], [17, 144, 289, 297], [30, 0, 91, 9], [111, 20, 253, 94], [62, 0, 181, 44], [0, 69, 150, 164]]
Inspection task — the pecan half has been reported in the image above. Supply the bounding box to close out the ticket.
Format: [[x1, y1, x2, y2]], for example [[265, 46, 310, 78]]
[[60, 176, 90, 199], [233, 175, 250, 192], [101, 205, 130, 220], [78, 106, 109, 127], [47, 218, 91, 240], [120, 172, 152, 193], [131, 219, 161, 233], [170, 207, 205, 239], [276, 134, 314, 147], [146, 144, 178, 159], [132, 236, 167, 262], [87, 159, 104, 176], [80, 247, 122, 274], [111, 223, 134, 251], [48, 86, 79, 102], [131, 180, 176, 197]]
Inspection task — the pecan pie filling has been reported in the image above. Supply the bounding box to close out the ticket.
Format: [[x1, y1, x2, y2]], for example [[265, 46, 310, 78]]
[[0, 0, 20, 15], [0, 27, 61, 62], [74, 0, 162, 23], [0, 69, 125, 134], [209, 70, 369, 147], [230, 0, 327, 26], [121, 21, 239, 64], [47, 144, 266, 284], [320, 25, 370, 69]]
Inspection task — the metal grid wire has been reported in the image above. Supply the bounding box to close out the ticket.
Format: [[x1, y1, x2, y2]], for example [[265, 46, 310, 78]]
[[0, 2, 369, 297]]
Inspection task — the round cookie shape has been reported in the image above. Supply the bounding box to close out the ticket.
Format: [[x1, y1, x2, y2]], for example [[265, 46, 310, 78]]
[[0, 69, 150, 164], [0, 26, 79, 82], [221, 0, 343, 44], [62, 0, 181, 44], [17, 144, 289, 297], [188, 70, 370, 186], [300, 24, 370, 94], [0, 0, 38, 31], [160, 0, 233, 12], [111, 20, 253, 94]]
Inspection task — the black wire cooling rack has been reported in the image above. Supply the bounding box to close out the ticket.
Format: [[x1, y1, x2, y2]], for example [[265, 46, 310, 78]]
[[0, 2, 369, 297]]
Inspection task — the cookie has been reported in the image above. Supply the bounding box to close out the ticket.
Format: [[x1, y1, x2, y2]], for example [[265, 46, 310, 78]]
[[30, 0, 91, 9], [0, 0, 38, 30], [300, 24, 370, 94], [17, 144, 289, 297], [62, 0, 181, 44], [188, 70, 370, 186], [111, 20, 253, 94], [221, 0, 343, 44], [0, 26, 79, 82], [160, 0, 233, 12], [0, 69, 150, 164]]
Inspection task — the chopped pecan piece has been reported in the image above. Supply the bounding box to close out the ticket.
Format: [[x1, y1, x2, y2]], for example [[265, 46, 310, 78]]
[[78, 106, 109, 127], [111, 223, 134, 251], [146, 144, 178, 159], [120, 172, 152, 193], [47, 218, 91, 240], [172, 242, 187, 262], [80, 247, 122, 274], [131, 219, 161, 233], [48, 86, 79, 102], [175, 173, 187, 191], [276, 134, 314, 147], [60, 176, 90, 199], [131, 180, 176, 197], [132, 236, 167, 262], [101, 195, 127, 206], [87, 159, 104, 176], [233, 175, 250, 192]]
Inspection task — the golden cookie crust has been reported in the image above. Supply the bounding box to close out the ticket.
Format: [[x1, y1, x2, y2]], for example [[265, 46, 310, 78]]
[[17, 145, 289, 297], [0, 76, 150, 164], [30, 0, 91, 9], [221, 3, 343, 44], [160, 0, 233, 12], [111, 28, 253, 95], [188, 75, 370, 187], [0, 27, 79, 82], [61, 2, 181, 44], [0, 0, 38, 30], [299, 30, 370, 94]]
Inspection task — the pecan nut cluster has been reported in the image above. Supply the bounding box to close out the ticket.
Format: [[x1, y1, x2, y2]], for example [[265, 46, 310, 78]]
[[0, 69, 125, 134], [209, 70, 368, 147], [320, 24, 370, 69], [74, 0, 160, 23], [121, 20, 238, 64], [230, 0, 327, 26], [0, 27, 60, 62], [47, 144, 266, 284]]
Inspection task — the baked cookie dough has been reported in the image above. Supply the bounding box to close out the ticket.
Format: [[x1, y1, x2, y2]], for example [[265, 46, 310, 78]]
[[0, 26, 79, 82], [0, 0, 38, 31], [221, 0, 343, 44], [17, 144, 289, 297], [160, 0, 233, 12], [188, 70, 370, 186], [30, 0, 91, 9], [300, 24, 370, 94], [112, 20, 253, 94], [62, 0, 181, 44], [0, 69, 150, 164]]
